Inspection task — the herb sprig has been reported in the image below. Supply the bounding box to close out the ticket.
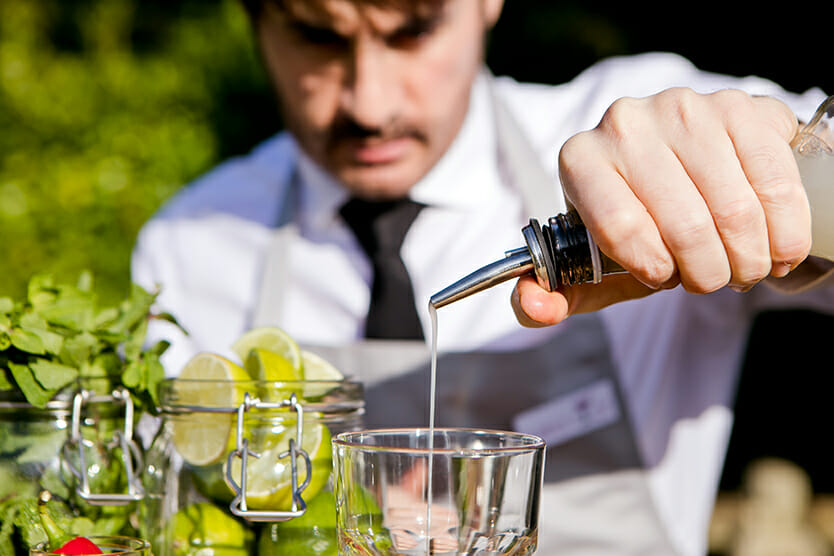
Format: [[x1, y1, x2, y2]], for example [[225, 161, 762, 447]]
[[0, 271, 180, 411]]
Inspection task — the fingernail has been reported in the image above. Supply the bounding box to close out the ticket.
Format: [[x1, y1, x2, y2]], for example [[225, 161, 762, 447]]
[[770, 261, 793, 278]]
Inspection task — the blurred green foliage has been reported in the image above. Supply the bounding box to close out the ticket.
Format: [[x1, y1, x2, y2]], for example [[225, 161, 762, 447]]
[[0, 0, 278, 304]]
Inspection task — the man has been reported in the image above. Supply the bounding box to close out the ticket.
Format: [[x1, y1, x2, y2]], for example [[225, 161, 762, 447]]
[[131, 0, 833, 554]]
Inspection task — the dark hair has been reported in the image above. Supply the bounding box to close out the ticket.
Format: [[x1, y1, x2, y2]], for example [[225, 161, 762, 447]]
[[240, 0, 446, 20]]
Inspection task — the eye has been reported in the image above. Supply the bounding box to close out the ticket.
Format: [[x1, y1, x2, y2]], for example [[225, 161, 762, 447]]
[[386, 17, 440, 49], [291, 22, 348, 47]]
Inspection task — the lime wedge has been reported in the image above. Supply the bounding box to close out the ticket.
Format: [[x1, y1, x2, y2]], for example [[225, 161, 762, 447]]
[[258, 490, 338, 556], [300, 350, 343, 381], [231, 327, 302, 374], [172, 353, 250, 466], [245, 347, 302, 381], [172, 502, 253, 555], [223, 418, 332, 511], [299, 350, 344, 399]]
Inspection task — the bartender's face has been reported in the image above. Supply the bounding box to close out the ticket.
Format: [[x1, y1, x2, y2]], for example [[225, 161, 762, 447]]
[[255, 0, 504, 200]]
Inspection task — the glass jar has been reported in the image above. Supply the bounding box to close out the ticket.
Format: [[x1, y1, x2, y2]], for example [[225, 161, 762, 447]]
[[142, 377, 364, 556], [0, 379, 145, 555]]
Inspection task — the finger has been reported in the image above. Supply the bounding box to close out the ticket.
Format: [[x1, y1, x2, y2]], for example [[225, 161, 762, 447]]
[[559, 127, 675, 289], [594, 95, 731, 292], [664, 90, 770, 289], [732, 96, 809, 276], [512, 275, 569, 327]]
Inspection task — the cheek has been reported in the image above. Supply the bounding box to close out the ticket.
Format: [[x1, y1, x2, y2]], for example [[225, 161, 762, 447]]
[[404, 33, 482, 139], [262, 43, 342, 133]]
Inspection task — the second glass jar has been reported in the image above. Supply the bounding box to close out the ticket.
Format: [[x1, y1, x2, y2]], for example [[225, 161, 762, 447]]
[[141, 377, 364, 556]]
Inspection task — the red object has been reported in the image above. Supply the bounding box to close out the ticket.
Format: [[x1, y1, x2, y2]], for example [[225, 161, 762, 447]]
[[54, 537, 103, 555]]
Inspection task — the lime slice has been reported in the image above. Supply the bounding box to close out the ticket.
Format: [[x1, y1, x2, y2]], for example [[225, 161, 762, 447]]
[[245, 347, 303, 381], [172, 353, 250, 466], [231, 327, 302, 373], [223, 418, 332, 511], [300, 350, 343, 381], [299, 350, 344, 399], [172, 502, 253, 555]]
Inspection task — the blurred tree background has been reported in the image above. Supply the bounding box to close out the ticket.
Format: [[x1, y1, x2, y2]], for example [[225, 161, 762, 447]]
[[1, 0, 829, 303]]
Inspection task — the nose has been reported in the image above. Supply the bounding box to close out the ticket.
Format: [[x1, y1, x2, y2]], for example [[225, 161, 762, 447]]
[[340, 38, 398, 129]]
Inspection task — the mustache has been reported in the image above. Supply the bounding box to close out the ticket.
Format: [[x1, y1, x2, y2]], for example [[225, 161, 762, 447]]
[[326, 115, 426, 147]]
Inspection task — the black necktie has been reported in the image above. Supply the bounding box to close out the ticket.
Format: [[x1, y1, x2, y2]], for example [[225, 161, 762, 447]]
[[340, 197, 425, 340]]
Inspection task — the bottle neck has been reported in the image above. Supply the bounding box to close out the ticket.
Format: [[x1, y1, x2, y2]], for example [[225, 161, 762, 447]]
[[537, 212, 624, 290]]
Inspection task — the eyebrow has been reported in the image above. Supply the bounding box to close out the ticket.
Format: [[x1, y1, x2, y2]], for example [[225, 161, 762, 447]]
[[282, 3, 447, 42]]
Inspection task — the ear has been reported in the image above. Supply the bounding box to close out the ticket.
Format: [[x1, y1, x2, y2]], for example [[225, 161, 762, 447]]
[[482, 0, 504, 29]]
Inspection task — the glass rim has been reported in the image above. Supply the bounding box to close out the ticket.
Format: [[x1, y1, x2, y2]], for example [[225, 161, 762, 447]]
[[30, 535, 150, 554], [159, 377, 363, 386], [157, 377, 365, 414], [333, 427, 545, 455]]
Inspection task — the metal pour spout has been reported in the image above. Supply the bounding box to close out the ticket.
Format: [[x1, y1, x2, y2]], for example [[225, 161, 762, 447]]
[[430, 214, 626, 309], [429, 248, 533, 309]]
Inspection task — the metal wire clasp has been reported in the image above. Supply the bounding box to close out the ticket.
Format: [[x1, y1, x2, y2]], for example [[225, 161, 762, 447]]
[[225, 392, 312, 522], [62, 387, 145, 505]]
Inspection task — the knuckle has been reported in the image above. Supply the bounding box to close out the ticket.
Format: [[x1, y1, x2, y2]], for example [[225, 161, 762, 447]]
[[747, 146, 795, 194], [711, 198, 765, 243], [657, 87, 703, 128], [598, 96, 644, 140], [772, 233, 812, 264], [681, 268, 731, 295], [558, 132, 595, 175], [732, 256, 772, 286], [595, 208, 643, 248], [664, 214, 716, 253], [711, 88, 753, 110]]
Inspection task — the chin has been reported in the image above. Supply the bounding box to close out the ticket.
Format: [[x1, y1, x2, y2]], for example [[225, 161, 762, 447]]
[[337, 163, 425, 201]]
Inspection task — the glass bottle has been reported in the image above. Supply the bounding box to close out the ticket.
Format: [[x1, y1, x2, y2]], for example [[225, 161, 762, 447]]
[[141, 377, 364, 556]]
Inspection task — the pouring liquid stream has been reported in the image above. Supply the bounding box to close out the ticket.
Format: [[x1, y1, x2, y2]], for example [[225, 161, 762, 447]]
[[426, 302, 438, 555]]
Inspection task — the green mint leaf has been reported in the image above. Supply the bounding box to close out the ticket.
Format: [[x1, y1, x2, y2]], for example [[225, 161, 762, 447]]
[[122, 317, 148, 360], [152, 311, 189, 335], [18, 313, 65, 354], [0, 369, 13, 390], [36, 294, 95, 331], [16, 428, 67, 465], [61, 331, 99, 368], [92, 306, 120, 329], [29, 359, 78, 390], [0, 333, 10, 351], [38, 467, 71, 501], [104, 283, 155, 336], [9, 328, 45, 355], [0, 498, 20, 556], [21, 326, 64, 355], [8, 363, 53, 408], [144, 353, 165, 407], [0, 298, 13, 314]]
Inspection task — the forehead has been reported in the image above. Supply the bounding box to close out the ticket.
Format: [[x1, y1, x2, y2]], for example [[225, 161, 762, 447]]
[[265, 0, 447, 27]]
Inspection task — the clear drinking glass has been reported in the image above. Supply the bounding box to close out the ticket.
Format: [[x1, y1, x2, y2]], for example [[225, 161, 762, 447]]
[[333, 428, 545, 555], [30, 536, 151, 555]]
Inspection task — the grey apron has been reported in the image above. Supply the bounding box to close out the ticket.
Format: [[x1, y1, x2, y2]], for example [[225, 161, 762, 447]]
[[251, 75, 680, 555]]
